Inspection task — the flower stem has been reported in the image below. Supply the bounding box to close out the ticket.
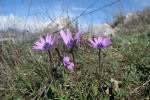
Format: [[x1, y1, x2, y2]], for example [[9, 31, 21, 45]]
[[48, 50, 54, 80], [99, 49, 101, 74], [98, 49, 101, 85], [48, 50, 52, 67]]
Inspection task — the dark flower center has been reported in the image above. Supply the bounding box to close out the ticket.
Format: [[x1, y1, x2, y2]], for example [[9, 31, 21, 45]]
[[67, 40, 74, 47], [43, 42, 51, 49], [97, 42, 104, 48], [65, 61, 71, 66]]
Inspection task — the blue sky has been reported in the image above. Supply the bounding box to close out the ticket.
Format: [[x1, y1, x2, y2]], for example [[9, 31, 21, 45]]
[[1, 0, 150, 15], [0, 0, 150, 31]]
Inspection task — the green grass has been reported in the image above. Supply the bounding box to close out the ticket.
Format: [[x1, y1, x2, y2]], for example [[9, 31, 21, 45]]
[[0, 29, 150, 100]]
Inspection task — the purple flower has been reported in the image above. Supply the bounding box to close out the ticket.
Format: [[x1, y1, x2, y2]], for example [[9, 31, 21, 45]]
[[60, 29, 82, 48], [89, 36, 111, 49], [32, 34, 59, 50], [63, 56, 74, 71]]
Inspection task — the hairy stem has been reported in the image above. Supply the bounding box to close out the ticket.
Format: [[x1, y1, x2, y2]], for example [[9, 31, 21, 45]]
[[48, 50, 54, 80], [98, 49, 101, 85], [48, 50, 52, 66], [99, 49, 101, 74]]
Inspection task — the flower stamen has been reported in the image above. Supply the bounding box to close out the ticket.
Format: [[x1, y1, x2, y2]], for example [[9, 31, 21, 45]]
[[65, 61, 71, 66], [97, 42, 104, 48], [43, 42, 51, 50]]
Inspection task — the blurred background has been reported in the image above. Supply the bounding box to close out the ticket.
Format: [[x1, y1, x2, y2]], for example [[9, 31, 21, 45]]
[[0, 0, 150, 41]]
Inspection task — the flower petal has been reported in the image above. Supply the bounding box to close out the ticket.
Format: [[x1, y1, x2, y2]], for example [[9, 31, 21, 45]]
[[62, 41, 69, 48], [32, 46, 43, 50], [67, 63, 74, 71], [89, 39, 97, 47], [49, 34, 52, 43], [60, 30, 68, 45], [94, 38, 98, 45], [34, 42, 43, 47], [103, 38, 112, 47], [67, 29, 73, 41], [51, 35, 59, 45], [63, 56, 70, 62], [40, 37, 45, 44], [67, 66, 73, 71], [74, 30, 82, 45], [90, 44, 98, 48], [46, 34, 52, 43], [71, 39, 77, 48], [98, 36, 103, 43], [46, 34, 50, 43]]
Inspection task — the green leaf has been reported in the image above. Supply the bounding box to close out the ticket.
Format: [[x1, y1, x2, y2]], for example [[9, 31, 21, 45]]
[[93, 84, 98, 96], [105, 81, 112, 87], [51, 85, 57, 93], [16, 97, 23, 100]]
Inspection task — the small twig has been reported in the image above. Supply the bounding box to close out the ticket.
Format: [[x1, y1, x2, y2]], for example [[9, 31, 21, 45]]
[[37, 86, 47, 98], [44, 80, 53, 98], [129, 78, 150, 96], [50, 0, 120, 35], [101, 86, 105, 94]]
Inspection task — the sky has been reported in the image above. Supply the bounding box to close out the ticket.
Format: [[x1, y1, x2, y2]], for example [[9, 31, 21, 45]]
[[0, 0, 150, 32]]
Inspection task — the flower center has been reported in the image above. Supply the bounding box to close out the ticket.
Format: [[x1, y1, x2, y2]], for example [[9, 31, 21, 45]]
[[43, 42, 51, 50], [65, 61, 71, 66], [97, 42, 104, 48], [67, 40, 74, 47]]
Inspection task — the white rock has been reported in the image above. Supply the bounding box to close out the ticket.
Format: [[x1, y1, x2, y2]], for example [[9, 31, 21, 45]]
[[89, 23, 115, 39], [0, 37, 14, 42], [124, 12, 140, 25], [111, 78, 119, 91], [46, 17, 70, 33]]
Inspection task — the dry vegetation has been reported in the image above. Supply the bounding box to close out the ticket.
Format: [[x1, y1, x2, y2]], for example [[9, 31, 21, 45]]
[[0, 2, 150, 100]]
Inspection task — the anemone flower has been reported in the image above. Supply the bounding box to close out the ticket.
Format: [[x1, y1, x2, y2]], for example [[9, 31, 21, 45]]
[[60, 29, 82, 68], [32, 34, 59, 74], [89, 36, 111, 84], [60, 29, 82, 49], [89, 36, 111, 49], [63, 56, 74, 71], [32, 34, 59, 51]]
